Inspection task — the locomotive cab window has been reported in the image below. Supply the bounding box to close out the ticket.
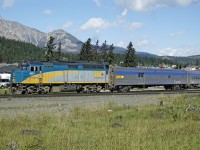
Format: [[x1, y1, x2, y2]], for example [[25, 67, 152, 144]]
[[35, 67, 38, 72], [105, 65, 109, 69], [68, 65, 78, 69], [83, 64, 91, 69], [30, 66, 40, 72], [30, 66, 34, 72], [96, 65, 104, 69]]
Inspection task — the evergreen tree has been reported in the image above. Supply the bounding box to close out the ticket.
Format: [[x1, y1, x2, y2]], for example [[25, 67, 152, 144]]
[[179, 64, 182, 69], [196, 60, 199, 66], [124, 41, 137, 67], [55, 42, 62, 61], [0, 36, 45, 63], [107, 44, 115, 64], [101, 40, 108, 62], [79, 38, 93, 62], [45, 36, 56, 62], [0, 54, 2, 63], [93, 40, 100, 62], [79, 43, 86, 61]]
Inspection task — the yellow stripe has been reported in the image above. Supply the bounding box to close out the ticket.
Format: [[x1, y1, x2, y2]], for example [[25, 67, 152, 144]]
[[22, 82, 109, 84], [22, 71, 108, 84]]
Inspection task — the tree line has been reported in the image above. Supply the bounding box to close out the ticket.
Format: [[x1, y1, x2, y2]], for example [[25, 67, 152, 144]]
[[1, 36, 197, 68], [0, 36, 45, 63]]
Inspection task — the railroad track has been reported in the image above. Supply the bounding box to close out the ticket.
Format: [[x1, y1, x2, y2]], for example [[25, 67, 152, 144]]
[[0, 89, 200, 99]]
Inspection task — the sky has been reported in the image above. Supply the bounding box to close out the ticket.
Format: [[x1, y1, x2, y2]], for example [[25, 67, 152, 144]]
[[0, 0, 200, 56]]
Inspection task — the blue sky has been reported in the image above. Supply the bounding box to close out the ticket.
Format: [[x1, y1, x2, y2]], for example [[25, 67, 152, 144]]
[[0, 0, 200, 56]]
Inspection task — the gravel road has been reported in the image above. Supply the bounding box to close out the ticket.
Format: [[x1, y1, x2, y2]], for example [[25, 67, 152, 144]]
[[0, 94, 171, 117]]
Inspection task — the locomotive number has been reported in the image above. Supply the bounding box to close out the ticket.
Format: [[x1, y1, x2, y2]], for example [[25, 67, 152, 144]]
[[94, 72, 104, 77]]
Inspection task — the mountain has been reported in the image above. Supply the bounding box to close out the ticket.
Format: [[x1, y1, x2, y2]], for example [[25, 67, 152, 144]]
[[0, 16, 47, 47], [114, 46, 158, 57], [0, 17, 157, 57], [159, 55, 199, 65], [0, 17, 83, 52], [47, 30, 83, 53]]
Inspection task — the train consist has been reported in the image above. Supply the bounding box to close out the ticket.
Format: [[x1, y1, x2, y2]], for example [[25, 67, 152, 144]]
[[11, 61, 200, 94]]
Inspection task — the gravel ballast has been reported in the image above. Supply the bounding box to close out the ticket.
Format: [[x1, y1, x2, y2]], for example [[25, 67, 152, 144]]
[[0, 94, 172, 117]]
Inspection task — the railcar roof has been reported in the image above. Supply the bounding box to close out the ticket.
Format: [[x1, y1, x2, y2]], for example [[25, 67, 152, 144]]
[[114, 67, 187, 73], [27, 61, 109, 66]]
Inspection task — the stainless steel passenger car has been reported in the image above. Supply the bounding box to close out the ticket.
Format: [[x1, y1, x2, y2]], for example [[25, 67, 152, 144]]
[[109, 66, 200, 92]]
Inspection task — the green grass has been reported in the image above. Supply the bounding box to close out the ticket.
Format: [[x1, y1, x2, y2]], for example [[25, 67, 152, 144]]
[[0, 88, 11, 95], [0, 95, 200, 150]]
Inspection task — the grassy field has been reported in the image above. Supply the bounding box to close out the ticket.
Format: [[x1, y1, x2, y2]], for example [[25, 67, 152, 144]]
[[0, 94, 200, 150], [0, 88, 11, 95]]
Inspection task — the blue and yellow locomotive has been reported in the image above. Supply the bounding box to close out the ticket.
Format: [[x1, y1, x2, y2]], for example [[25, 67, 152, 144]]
[[11, 61, 109, 94]]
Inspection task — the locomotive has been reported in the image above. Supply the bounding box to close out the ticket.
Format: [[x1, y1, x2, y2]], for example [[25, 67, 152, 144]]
[[11, 61, 109, 94], [11, 61, 200, 94]]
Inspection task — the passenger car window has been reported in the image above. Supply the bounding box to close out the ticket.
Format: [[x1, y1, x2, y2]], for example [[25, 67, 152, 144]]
[[138, 73, 144, 77]]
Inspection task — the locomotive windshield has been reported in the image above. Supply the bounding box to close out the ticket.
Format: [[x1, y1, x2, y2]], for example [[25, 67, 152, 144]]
[[18, 61, 29, 70]]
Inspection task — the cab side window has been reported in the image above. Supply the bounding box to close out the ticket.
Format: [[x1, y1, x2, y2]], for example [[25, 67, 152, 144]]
[[31, 66, 34, 72]]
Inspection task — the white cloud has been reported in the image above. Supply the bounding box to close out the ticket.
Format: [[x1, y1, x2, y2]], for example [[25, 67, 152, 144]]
[[115, 0, 200, 11], [62, 21, 72, 29], [137, 38, 149, 46], [80, 18, 110, 31], [44, 9, 52, 15], [157, 47, 199, 56], [121, 8, 128, 17], [127, 22, 143, 30], [47, 26, 56, 32], [3, 0, 15, 9], [93, 0, 101, 7], [116, 41, 126, 48], [170, 31, 185, 37]]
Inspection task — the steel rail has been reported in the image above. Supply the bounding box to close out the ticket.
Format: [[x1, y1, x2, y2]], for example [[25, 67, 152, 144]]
[[0, 89, 200, 99]]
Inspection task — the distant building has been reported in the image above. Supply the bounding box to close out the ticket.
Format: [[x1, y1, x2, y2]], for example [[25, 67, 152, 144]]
[[0, 64, 18, 73], [185, 66, 198, 71]]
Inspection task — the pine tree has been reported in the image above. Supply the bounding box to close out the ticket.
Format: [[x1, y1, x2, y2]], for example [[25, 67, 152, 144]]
[[196, 60, 199, 66], [79, 43, 85, 61], [101, 40, 108, 62], [0, 36, 45, 63], [55, 42, 62, 61], [124, 41, 137, 67], [79, 38, 93, 62], [45, 36, 56, 62], [107, 44, 115, 64], [93, 40, 100, 62]]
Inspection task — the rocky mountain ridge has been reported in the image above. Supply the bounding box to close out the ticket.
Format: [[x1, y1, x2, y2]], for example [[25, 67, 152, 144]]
[[0, 17, 158, 57], [0, 17, 82, 53]]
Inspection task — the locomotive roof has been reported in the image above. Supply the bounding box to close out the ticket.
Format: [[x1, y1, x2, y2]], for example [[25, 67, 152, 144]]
[[27, 61, 109, 66]]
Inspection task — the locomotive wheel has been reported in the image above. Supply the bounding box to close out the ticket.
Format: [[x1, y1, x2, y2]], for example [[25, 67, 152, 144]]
[[21, 90, 27, 95], [43, 86, 50, 94], [96, 85, 102, 92], [76, 85, 82, 93], [117, 86, 130, 92], [122, 86, 130, 92], [83, 86, 91, 93], [109, 89, 114, 92]]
